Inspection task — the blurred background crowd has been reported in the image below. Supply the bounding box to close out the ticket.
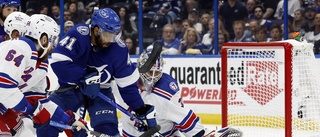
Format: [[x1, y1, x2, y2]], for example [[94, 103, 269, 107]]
[[16, 0, 320, 55]]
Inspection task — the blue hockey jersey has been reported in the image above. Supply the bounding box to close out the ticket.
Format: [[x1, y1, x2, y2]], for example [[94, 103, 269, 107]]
[[50, 24, 92, 88], [88, 37, 144, 110]]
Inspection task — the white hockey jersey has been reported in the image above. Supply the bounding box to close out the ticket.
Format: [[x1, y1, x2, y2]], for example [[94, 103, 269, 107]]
[[122, 73, 205, 137], [0, 38, 38, 109]]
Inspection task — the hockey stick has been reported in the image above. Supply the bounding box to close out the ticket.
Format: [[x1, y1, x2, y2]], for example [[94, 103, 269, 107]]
[[97, 92, 161, 137], [49, 120, 110, 137], [138, 41, 162, 73]]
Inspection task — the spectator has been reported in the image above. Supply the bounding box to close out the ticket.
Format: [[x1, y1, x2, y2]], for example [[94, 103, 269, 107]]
[[64, 0, 85, 12], [178, 28, 204, 55], [117, 6, 138, 38], [148, 0, 182, 23], [148, 24, 181, 55], [178, 0, 197, 20], [301, 5, 316, 33], [246, 0, 256, 20], [202, 18, 230, 47], [39, 5, 48, 15], [84, 1, 97, 24], [200, 12, 211, 35], [253, 5, 272, 30], [313, 39, 320, 54], [262, 0, 280, 19], [219, 0, 248, 39], [254, 26, 268, 42], [292, 9, 305, 32], [64, 11, 72, 21], [51, 5, 60, 24], [125, 36, 138, 55], [202, 18, 215, 48], [269, 24, 283, 41], [280, 21, 294, 39], [172, 18, 183, 39], [301, 0, 317, 10], [274, 0, 301, 20], [304, 13, 320, 44], [0, 2, 19, 39], [230, 20, 255, 42], [64, 20, 74, 33], [188, 8, 202, 33], [177, 19, 194, 41], [208, 32, 229, 54], [66, 2, 84, 23], [247, 19, 260, 39], [134, 0, 153, 14]]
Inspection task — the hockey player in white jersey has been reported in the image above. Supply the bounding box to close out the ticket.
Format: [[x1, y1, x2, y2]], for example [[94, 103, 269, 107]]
[[0, 11, 35, 137], [122, 51, 205, 137], [0, 14, 87, 137], [3, 11, 29, 40]]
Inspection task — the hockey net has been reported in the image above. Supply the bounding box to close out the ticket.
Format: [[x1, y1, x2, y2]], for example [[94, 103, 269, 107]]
[[221, 40, 320, 137]]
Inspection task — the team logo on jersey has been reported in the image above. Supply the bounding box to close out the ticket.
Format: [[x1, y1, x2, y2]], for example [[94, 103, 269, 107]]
[[88, 64, 111, 84], [169, 82, 178, 91], [77, 26, 89, 35]]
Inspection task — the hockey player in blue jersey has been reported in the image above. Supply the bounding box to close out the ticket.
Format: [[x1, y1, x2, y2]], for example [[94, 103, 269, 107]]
[[46, 8, 157, 137], [122, 51, 206, 137]]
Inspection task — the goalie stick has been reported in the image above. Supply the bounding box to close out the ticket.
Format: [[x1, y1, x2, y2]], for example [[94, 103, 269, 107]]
[[138, 41, 162, 73], [49, 121, 109, 137]]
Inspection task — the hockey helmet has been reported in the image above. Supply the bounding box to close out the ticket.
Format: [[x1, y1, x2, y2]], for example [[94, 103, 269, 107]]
[[91, 8, 121, 33], [137, 51, 164, 85], [25, 14, 59, 58], [4, 11, 29, 39]]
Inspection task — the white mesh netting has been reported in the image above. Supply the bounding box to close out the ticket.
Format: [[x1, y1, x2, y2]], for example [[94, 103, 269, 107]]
[[222, 40, 320, 137]]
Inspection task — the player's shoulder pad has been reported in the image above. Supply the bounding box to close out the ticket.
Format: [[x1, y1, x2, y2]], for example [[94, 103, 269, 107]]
[[158, 73, 180, 94], [68, 23, 90, 36], [115, 36, 126, 48]]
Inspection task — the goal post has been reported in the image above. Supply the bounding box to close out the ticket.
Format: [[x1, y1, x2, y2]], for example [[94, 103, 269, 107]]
[[221, 40, 320, 137]]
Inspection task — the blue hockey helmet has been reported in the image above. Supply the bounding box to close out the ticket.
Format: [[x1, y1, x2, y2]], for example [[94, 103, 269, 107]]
[[0, 0, 20, 7], [91, 8, 121, 34], [5, 0, 20, 6]]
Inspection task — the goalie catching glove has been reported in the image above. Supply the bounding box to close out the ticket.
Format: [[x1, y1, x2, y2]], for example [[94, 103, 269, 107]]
[[134, 104, 157, 132], [80, 67, 101, 99]]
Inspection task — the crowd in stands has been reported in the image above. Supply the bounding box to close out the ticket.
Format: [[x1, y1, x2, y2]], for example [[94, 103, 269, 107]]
[[19, 0, 320, 55]]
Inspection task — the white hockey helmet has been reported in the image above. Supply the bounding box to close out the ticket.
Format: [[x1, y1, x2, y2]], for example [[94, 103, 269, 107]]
[[25, 14, 59, 58], [4, 11, 30, 39], [137, 51, 164, 85]]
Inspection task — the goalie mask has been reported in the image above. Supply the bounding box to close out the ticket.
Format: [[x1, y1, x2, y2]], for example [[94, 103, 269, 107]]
[[137, 51, 164, 87]]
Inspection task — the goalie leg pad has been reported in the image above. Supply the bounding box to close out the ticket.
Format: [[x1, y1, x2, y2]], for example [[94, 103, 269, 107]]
[[213, 127, 243, 137]]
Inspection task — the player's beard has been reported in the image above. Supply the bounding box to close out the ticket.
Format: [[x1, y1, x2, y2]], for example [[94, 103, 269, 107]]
[[38, 43, 51, 61], [95, 35, 111, 49]]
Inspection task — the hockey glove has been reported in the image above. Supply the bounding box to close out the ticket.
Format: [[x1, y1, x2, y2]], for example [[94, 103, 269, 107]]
[[64, 110, 88, 137], [134, 104, 157, 132], [0, 120, 12, 136], [1, 109, 23, 136], [27, 101, 51, 129], [80, 67, 101, 99]]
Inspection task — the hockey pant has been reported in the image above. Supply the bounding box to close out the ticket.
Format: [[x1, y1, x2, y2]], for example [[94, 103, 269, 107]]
[[36, 88, 119, 137]]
